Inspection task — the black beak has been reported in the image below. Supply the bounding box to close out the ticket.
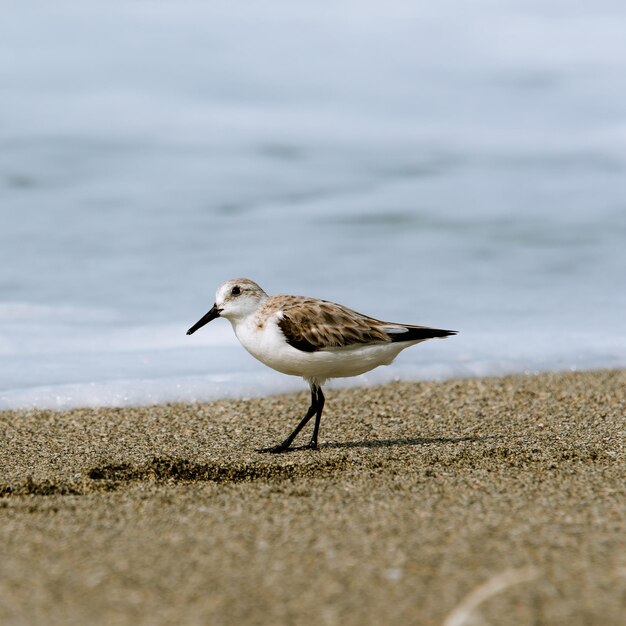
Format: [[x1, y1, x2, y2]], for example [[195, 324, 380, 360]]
[[186, 304, 221, 335]]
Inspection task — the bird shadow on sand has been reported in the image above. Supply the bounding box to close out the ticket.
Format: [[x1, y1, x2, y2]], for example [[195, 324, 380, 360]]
[[291, 434, 500, 452]]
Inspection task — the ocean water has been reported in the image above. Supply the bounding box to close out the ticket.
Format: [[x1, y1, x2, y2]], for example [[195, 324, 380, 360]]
[[1, 1, 625, 409]]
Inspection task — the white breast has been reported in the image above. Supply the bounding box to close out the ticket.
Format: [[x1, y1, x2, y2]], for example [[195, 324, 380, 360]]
[[230, 313, 419, 383]]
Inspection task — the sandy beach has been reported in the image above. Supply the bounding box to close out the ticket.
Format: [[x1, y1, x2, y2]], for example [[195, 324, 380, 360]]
[[1, 369, 624, 625]]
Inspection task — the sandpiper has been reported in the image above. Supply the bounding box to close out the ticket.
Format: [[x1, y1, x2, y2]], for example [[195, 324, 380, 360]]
[[187, 278, 456, 452]]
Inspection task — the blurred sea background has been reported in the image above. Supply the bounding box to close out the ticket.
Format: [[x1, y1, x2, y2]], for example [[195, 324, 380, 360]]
[[1, 0, 625, 409]]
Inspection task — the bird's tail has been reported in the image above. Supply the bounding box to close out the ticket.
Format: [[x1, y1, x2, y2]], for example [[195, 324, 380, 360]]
[[386, 326, 457, 343]]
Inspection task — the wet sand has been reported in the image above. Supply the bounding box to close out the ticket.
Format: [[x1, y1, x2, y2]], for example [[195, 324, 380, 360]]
[[1, 370, 624, 625]]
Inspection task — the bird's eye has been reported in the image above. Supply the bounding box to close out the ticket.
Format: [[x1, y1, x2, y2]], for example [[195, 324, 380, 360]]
[[231, 286, 241, 296]]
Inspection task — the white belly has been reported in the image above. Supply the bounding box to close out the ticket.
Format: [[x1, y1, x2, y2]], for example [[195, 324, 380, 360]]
[[232, 316, 422, 383]]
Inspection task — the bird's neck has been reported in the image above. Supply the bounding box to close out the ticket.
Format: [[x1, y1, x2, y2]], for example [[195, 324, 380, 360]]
[[228, 306, 262, 337]]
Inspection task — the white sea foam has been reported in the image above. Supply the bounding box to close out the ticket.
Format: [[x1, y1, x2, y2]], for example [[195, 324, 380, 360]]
[[1, 323, 623, 410]]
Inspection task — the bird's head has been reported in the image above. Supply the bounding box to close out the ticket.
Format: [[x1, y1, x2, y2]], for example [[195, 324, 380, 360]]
[[186, 278, 268, 335]]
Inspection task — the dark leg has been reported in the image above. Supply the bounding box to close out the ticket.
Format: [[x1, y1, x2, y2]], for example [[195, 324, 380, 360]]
[[261, 384, 319, 453], [308, 386, 325, 449]]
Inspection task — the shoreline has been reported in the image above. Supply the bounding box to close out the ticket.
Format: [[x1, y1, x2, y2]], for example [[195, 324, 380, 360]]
[[1, 369, 625, 624], [1, 364, 622, 414]]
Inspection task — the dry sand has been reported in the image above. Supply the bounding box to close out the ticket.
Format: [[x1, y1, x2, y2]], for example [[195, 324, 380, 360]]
[[1, 370, 624, 625]]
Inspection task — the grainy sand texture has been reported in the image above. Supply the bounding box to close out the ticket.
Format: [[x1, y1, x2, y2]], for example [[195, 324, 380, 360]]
[[1, 370, 625, 625]]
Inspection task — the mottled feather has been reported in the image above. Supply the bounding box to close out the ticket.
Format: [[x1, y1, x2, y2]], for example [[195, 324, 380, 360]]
[[260, 295, 456, 353]]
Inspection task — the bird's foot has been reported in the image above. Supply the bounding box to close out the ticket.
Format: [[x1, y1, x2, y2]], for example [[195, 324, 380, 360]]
[[257, 443, 292, 454], [256, 440, 319, 454]]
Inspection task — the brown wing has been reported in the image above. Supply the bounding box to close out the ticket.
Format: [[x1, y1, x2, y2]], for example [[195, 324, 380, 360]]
[[271, 295, 457, 353], [274, 297, 392, 353]]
